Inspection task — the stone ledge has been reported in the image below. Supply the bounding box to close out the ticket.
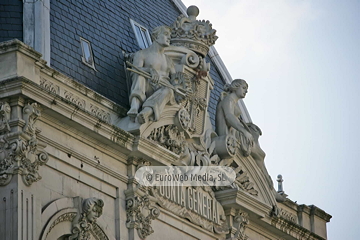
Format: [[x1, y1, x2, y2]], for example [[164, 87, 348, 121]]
[[309, 205, 332, 222], [0, 39, 43, 60]]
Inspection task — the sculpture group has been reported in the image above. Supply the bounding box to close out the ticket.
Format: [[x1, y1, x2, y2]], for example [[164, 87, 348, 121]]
[[121, 5, 283, 239], [124, 18, 273, 188]]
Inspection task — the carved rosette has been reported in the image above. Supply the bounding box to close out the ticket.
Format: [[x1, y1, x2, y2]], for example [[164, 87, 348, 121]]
[[0, 101, 48, 186], [212, 134, 238, 159], [126, 195, 160, 239]]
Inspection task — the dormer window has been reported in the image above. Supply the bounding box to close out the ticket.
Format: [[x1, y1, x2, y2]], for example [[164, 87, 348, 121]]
[[130, 19, 152, 49], [80, 37, 96, 69]]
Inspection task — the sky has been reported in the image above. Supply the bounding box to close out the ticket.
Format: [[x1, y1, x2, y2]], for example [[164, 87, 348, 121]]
[[181, 0, 360, 239]]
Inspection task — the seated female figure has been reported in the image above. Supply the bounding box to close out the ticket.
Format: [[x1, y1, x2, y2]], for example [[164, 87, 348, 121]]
[[215, 79, 254, 156]]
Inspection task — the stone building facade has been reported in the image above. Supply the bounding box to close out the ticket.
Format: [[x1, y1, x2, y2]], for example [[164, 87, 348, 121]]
[[0, 1, 331, 239]]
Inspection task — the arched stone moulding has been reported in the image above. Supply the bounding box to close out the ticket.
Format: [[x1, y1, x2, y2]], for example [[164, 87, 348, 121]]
[[40, 197, 113, 240]]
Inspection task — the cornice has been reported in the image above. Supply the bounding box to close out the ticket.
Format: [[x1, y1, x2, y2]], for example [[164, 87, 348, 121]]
[[309, 205, 332, 222], [1, 76, 135, 151], [130, 136, 180, 166], [284, 202, 332, 223], [215, 188, 272, 219], [271, 216, 326, 240], [282, 198, 299, 210], [37, 61, 127, 117]]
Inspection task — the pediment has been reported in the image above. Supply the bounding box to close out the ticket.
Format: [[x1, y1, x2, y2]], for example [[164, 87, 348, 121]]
[[233, 153, 278, 208]]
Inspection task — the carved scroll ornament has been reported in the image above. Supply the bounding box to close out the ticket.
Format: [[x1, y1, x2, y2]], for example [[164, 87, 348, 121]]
[[23, 102, 41, 136], [0, 102, 48, 186], [126, 195, 160, 240], [0, 102, 11, 134], [233, 211, 249, 240]]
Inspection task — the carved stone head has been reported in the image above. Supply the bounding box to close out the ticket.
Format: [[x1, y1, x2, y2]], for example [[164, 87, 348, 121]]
[[151, 26, 171, 47], [223, 79, 248, 99], [224, 79, 248, 93], [82, 197, 104, 223]]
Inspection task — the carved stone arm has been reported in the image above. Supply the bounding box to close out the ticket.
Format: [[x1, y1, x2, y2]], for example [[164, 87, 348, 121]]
[[222, 104, 253, 141]]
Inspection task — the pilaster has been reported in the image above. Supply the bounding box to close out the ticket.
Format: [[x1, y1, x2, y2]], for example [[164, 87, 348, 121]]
[[0, 176, 42, 240], [23, 0, 50, 64]]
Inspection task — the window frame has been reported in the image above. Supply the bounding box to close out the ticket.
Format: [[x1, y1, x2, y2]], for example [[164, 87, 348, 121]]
[[130, 19, 152, 49], [80, 37, 96, 70]]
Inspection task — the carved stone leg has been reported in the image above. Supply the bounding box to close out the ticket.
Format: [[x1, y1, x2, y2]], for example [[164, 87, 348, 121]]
[[128, 97, 141, 121], [137, 107, 153, 124]]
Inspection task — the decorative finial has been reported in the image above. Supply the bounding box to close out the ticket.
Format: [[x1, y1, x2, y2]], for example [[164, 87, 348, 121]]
[[187, 6, 199, 21], [277, 174, 284, 194]]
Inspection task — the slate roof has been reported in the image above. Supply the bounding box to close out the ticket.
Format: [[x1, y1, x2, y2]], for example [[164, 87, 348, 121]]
[[0, 0, 23, 42], [1, 0, 226, 127]]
